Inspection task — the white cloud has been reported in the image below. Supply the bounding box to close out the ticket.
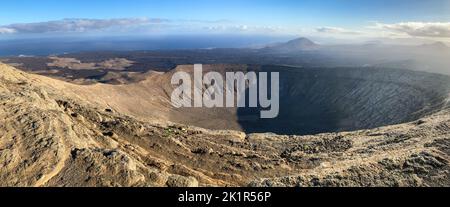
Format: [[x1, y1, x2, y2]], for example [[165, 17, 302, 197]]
[[0, 27, 16, 34], [374, 22, 450, 38], [203, 25, 286, 34], [0, 18, 168, 34], [316, 27, 362, 35]]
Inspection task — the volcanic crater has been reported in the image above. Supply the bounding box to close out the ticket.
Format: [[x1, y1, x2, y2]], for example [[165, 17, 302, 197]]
[[164, 65, 450, 135]]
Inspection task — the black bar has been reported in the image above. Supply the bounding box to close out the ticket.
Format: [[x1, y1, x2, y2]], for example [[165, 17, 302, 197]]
[[1, 187, 448, 206]]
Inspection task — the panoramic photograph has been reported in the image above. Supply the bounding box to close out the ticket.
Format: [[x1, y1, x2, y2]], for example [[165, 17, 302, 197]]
[[0, 0, 449, 201]]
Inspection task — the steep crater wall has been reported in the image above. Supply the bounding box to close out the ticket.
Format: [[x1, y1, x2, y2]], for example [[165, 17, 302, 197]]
[[235, 66, 450, 135], [168, 66, 450, 135]]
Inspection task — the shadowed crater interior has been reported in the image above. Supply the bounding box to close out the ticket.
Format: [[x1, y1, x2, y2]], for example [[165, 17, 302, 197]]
[[236, 66, 450, 135]]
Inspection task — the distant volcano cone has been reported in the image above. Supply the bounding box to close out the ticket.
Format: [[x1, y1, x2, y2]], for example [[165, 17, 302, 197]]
[[263, 37, 320, 52]]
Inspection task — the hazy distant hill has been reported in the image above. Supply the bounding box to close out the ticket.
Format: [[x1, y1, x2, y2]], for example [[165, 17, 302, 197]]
[[262, 37, 320, 52], [417, 41, 449, 52]]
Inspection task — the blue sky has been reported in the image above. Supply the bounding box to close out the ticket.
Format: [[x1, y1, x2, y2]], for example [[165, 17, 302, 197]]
[[1, 0, 450, 43], [1, 0, 449, 26]]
